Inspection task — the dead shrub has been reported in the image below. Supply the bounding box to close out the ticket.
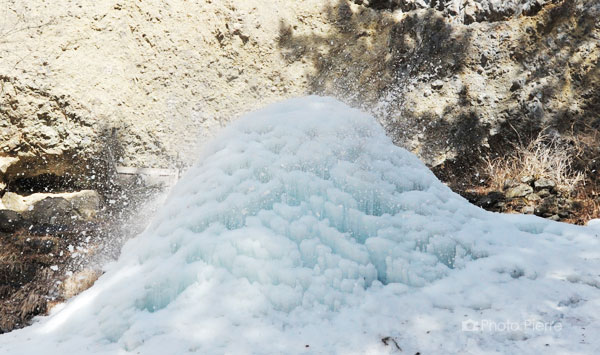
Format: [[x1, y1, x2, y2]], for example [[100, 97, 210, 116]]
[[485, 132, 584, 194]]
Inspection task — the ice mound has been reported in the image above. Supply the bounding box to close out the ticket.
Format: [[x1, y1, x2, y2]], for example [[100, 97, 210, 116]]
[[140, 96, 484, 305], [2, 97, 600, 354]]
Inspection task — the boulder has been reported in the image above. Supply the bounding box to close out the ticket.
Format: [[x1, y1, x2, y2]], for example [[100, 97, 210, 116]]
[[28, 197, 77, 225], [505, 184, 533, 199], [534, 178, 556, 190], [2, 191, 101, 220]]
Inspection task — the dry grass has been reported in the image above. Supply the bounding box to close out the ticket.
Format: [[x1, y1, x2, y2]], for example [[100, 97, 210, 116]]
[[566, 128, 600, 223], [566, 184, 600, 224], [485, 132, 585, 194]]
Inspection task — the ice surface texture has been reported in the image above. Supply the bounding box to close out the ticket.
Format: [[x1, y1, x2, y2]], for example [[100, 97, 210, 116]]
[[2, 97, 600, 354]]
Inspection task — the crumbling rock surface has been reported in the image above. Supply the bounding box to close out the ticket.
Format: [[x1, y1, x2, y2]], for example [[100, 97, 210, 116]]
[[0, 0, 331, 188], [1, 0, 598, 190], [2, 190, 101, 219], [281, 0, 600, 173], [0, 77, 102, 190]]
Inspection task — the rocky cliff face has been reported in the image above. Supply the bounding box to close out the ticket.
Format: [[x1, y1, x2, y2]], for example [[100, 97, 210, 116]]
[[278, 0, 599, 222], [0, 0, 329, 186], [1, 0, 598, 187], [282, 0, 599, 167], [0, 0, 599, 332]]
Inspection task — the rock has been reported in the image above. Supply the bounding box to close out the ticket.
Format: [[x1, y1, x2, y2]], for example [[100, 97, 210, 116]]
[[468, 191, 505, 208], [520, 176, 534, 184], [64, 191, 102, 220], [505, 184, 533, 199], [28, 197, 78, 225], [558, 198, 574, 208], [0, 210, 24, 233], [2, 191, 101, 220], [0, 156, 18, 174], [534, 178, 556, 189], [537, 189, 551, 198], [522, 206, 535, 214], [24, 191, 102, 226], [510, 79, 523, 92], [431, 79, 444, 90], [558, 210, 571, 218], [526, 193, 541, 202], [0, 192, 28, 212], [536, 196, 558, 217]]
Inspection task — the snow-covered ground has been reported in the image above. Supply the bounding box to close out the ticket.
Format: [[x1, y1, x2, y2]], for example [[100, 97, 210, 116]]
[[2, 97, 600, 354]]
